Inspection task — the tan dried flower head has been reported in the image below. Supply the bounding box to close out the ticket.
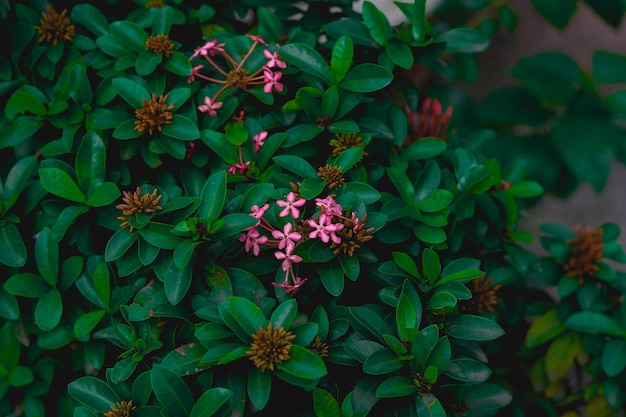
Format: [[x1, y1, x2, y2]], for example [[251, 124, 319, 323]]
[[318, 164, 345, 190], [104, 400, 136, 417], [247, 323, 296, 372], [330, 212, 374, 257], [307, 336, 329, 358], [459, 275, 501, 314], [35, 5, 75, 45], [134, 94, 175, 135], [225, 67, 251, 89], [329, 133, 365, 157], [564, 225, 605, 283], [116, 187, 163, 232], [145, 34, 174, 58]]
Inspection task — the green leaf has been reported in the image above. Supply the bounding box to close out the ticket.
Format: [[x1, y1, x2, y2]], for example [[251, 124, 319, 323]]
[[164, 260, 192, 305], [335, 146, 363, 172], [161, 343, 207, 377], [415, 393, 446, 417], [422, 248, 441, 282], [414, 223, 446, 245], [224, 121, 248, 145], [110, 20, 147, 52], [151, 365, 194, 417], [74, 310, 106, 338], [565, 311, 626, 337], [163, 52, 193, 76], [385, 42, 414, 70], [445, 315, 505, 341], [434, 269, 484, 287], [437, 28, 489, 53], [601, 339, 626, 377], [209, 213, 258, 240], [397, 295, 418, 342], [190, 388, 233, 417], [504, 181, 544, 198], [402, 138, 447, 160], [35, 289, 62, 331], [417, 189, 453, 213], [5, 90, 48, 119], [273, 155, 318, 179], [545, 332, 580, 382], [247, 367, 271, 411], [363, 348, 403, 375], [278, 345, 327, 379], [0, 223, 27, 267], [279, 43, 333, 85], [313, 388, 341, 417], [93, 263, 110, 309], [71, 4, 109, 36], [87, 182, 120, 207], [4, 273, 49, 298], [39, 168, 86, 204], [362, 1, 391, 46], [105, 229, 138, 262], [376, 376, 415, 398], [270, 299, 297, 329], [348, 306, 393, 343], [525, 308, 566, 348], [35, 228, 58, 286], [4, 155, 37, 211], [112, 78, 151, 109], [341, 64, 393, 93], [113, 119, 144, 140], [198, 170, 226, 224], [9, 365, 34, 388], [319, 263, 344, 296], [68, 377, 121, 413], [76, 131, 106, 195], [393, 252, 421, 279], [228, 297, 267, 336], [139, 223, 182, 250], [531, 0, 577, 29], [331, 35, 353, 82], [136, 49, 163, 76], [594, 51, 626, 84], [161, 115, 200, 141]]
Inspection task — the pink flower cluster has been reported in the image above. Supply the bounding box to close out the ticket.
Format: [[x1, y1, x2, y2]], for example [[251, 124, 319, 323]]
[[238, 193, 347, 294], [188, 35, 286, 118]]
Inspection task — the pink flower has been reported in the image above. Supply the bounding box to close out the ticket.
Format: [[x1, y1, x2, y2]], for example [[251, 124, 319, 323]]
[[274, 250, 303, 271], [249, 203, 270, 224], [263, 69, 283, 93], [239, 228, 268, 256], [272, 276, 308, 294], [228, 161, 250, 175], [276, 192, 306, 218], [315, 196, 343, 217], [189, 40, 225, 60], [253, 131, 268, 152], [271, 222, 302, 253], [263, 49, 286, 69], [198, 96, 223, 117], [185, 142, 195, 160], [187, 64, 204, 83], [246, 34, 268, 46], [309, 214, 343, 244]]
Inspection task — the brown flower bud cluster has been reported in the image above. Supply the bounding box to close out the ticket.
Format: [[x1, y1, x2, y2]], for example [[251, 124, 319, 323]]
[[116, 187, 163, 232]]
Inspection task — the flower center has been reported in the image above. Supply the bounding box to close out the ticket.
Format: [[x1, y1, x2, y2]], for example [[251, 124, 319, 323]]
[[246, 323, 296, 372], [35, 5, 75, 45], [564, 226, 605, 283], [225, 68, 251, 89], [104, 400, 136, 417], [145, 34, 174, 58], [134, 94, 175, 135], [116, 187, 163, 232]]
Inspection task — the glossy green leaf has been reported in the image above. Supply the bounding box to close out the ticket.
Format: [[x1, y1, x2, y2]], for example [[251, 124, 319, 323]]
[[376, 376, 415, 398], [112, 78, 151, 109], [39, 168, 86, 204], [602, 339, 626, 377], [135, 49, 163, 76], [348, 306, 393, 343], [68, 377, 121, 413], [0, 287, 19, 320], [415, 393, 446, 417], [4, 273, 49, 298], [151, 365, 193, 417], [198, 170, 226, 224], [0, 223, 27, 267], [545, 332, 580, 382], [74, 310, 106, 338], [363, 348, 403, 375], [341, 64, 393, 93], [5, 90, 47, 119], [110, 20, 147, 52], [565, 311, 626, 337], [190, 388, 233, 417], [93, 263, 110, 309], [139, 222, 182, 250], [278, 345, 327, 379], [445, 315, 505, 341], [434, 269, 484, 287], [71, 4, 109, 36], [504, 181, 544, 198], [163, 52, 192, 76], [313, 388, 341, 417], [396, 294, 418, 342], [524, 308, 566, 348], [161, 115, 201, 141], [331, 35, 353, 82], [386, 42, 414, 70], [279, 43, 333, 85], [273, 155, 318, 179], [530, 0, 577, 28], [35, 289, 62, 331], [229, 296, 267, 336], [164, 260, 192, 305], [319, 263, 344, 296], [362, 1, 391, 46], [4, 155, 37, 211], [444, 357, 491, 383], [438, 28, 489, 53], [392, 252, 420, 279], [161, 343, 207, 377], [35, 228, 58, 286], [105, 229, 138, 262], [247, 367, 271, 411]]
